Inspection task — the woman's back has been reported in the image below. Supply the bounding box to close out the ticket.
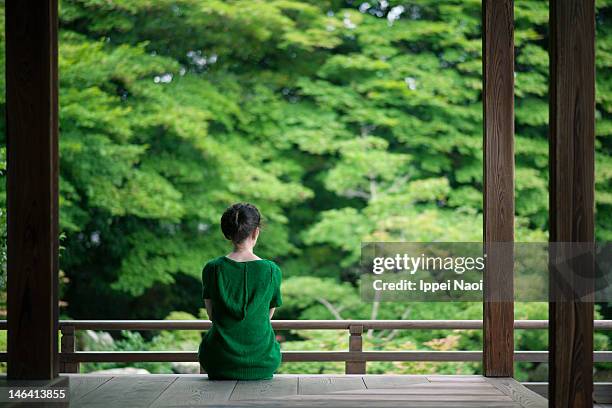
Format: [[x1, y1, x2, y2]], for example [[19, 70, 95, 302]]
[[198, 256, 283, 380]]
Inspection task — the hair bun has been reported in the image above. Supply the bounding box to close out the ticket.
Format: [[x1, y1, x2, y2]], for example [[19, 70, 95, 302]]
[[221, 203, 261, 244]]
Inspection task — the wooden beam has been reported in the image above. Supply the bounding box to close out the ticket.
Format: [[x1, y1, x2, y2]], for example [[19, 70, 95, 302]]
[[6, 0, 59, 379], [12, 318, 606, 331], [52, 350, 612, 364], [482, 0, 515, 378], [548, 0, 596, 406]]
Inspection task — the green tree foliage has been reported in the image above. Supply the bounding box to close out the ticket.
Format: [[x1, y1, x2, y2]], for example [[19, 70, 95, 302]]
[[0, 0, 610, 379]]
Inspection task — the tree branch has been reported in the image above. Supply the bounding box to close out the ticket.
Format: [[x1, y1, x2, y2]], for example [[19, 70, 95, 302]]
[[316, 297, 344, 320], [380, 307, 412, 341], [367, 290, 381, 338], [342, 189, 371, 199]]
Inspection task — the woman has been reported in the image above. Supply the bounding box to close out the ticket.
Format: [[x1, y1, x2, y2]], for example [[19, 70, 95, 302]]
[[198, 203, 283, 380]]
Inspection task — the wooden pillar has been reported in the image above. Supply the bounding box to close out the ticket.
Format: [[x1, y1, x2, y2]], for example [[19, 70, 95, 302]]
[[6, 0, 60, 379], [482, 0, 515, 378], [548, 0, 595, 406]]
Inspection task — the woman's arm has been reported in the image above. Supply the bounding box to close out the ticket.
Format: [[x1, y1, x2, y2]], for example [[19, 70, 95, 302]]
[[270, 263, 282, 319], [204, 299, 213, 320]]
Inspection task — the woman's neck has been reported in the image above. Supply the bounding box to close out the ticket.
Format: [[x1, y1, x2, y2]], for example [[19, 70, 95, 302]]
[[227, 246, 261, 261]]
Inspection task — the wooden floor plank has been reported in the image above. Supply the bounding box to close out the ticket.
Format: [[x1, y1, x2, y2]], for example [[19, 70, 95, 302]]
[[212, 401, 522, 408], [332, 384, 505, 396], [427, 375, 487, 382], [150, 377, 236, 406], [595, 383, 612, 404], [363, 375, 429, 388], [285, 394, 514, 402], [68, 375, 113, 401], [72, 375, 176, 408], [524, 382, 612, 403], [298, 376, 366, 395], [230, 377, 298, 401], [485, 377, 547, 408], [522, 382, 547, 398]]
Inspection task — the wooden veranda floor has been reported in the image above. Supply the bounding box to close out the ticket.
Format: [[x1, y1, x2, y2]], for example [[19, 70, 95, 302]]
[[56, 374, 551, 407]]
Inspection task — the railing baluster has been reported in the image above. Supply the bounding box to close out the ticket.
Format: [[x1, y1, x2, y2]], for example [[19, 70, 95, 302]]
[[60, 325, 79, 373], [346, 324, 365, 374]]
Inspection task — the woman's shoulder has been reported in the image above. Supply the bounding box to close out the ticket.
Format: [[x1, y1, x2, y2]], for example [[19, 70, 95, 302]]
[[263, 259, 282, 275], [246, 258, 280, 272], [256, 258, 278, 267], [203, 256, 225, 270]]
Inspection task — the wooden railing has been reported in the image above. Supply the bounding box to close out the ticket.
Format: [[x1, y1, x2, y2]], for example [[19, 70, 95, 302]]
[[1, 320, 611, 374]]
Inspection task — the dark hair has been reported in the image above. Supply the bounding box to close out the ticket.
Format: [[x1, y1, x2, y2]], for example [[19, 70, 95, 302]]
[[220, 203, 261, 244]]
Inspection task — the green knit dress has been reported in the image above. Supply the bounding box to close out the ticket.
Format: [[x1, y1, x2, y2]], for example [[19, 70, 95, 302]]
[[198, 256, 283, 380]]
